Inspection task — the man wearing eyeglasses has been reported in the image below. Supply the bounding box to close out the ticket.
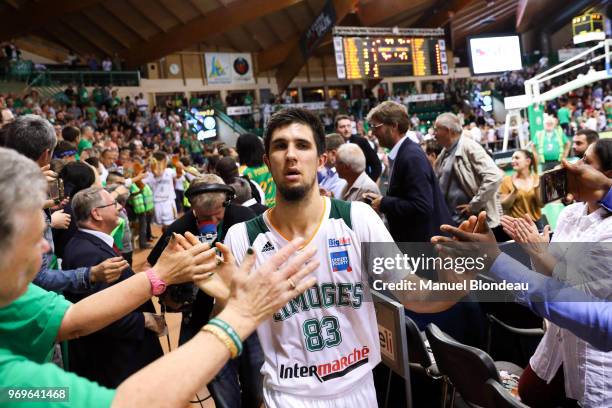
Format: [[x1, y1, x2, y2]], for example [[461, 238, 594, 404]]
[[363, 101, 452, 243], [61, 186, 164, 388]]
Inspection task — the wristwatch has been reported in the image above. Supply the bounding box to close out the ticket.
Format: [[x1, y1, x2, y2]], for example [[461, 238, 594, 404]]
[[145, 268, 167, 295]]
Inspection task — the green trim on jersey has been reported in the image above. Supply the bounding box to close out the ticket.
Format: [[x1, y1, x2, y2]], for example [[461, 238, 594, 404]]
[[245, 214, 269, 246], [329, 198, 352, 229]]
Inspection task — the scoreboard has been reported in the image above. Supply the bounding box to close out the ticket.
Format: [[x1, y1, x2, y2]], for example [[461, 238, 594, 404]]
[[572, 13, 606, 44], [334, 36, 448, 79]]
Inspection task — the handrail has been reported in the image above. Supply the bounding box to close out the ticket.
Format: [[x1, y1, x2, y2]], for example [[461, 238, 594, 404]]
[[2, 69, 141, 87]]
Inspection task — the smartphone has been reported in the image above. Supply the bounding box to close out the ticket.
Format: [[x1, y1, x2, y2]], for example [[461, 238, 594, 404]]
[[540, 168, 567, 204], [48, 178, 65, 204]]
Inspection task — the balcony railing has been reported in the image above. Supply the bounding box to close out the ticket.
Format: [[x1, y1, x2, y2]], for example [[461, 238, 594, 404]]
[[1, 61, 140, 87]]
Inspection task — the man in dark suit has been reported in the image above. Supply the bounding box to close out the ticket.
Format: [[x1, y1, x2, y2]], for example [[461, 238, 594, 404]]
[[147, 174, 262, 408], [363, 101, 452, 242], [335, 114, 382, 182], [62, 186, 164, 388], [363, 102, 482, 406]]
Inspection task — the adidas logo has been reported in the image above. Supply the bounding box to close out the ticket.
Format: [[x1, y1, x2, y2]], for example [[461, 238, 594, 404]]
[[261, 241, 275, 253]]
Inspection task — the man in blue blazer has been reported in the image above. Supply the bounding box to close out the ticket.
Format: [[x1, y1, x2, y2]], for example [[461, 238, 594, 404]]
[[62, 186, 164, 388], [364, 101, 453, 243]]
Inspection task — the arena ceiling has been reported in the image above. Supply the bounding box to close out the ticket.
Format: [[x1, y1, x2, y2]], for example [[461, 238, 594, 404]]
[[1, 0, 606, 89]]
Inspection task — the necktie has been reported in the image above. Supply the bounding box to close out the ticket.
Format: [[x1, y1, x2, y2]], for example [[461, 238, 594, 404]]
[[112, 243, 121, 256]]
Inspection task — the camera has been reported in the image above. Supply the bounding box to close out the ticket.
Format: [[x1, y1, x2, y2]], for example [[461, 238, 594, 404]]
[[159, 283, 198, 313], [159, 230, 219, 313]]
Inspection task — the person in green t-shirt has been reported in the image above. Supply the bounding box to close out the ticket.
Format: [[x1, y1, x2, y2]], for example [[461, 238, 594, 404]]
[[236, 133, 276, 207], [557, 102, 571, 136], [532, 116, 570, 171], [189, 95, 201, 108], [0, 284, 116, 408], [77, 85, 89, 105], [243, 164, 275, 207], [0, 147, 316, 408], [92, 86, 104, 106], [85, 101, 98, 123]]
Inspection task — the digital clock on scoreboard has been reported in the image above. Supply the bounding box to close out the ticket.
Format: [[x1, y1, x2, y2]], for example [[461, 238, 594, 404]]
[[333, 35, 448, 79]]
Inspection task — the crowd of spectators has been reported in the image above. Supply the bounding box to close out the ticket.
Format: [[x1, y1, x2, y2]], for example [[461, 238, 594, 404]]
[[1, 62, 612, 406]]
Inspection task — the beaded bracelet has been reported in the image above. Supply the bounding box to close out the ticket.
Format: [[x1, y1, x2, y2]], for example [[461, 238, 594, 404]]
[[208, 318, 243, 357], [202, 325, 238, 358]]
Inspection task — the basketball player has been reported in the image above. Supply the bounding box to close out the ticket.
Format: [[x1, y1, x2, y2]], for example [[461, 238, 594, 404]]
[[223, 108, 459, 407]]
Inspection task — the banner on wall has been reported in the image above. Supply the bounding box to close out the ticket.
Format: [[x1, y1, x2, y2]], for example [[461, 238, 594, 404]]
[[557, 48, 585, 62], [403, 93, 445, 103], [227, 106, 253, 116], [205, 53, 255, 85], [300, 0, 336, 59]]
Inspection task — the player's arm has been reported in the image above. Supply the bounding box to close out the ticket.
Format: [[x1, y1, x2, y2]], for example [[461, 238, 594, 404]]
[[355, 203, 462, 313]]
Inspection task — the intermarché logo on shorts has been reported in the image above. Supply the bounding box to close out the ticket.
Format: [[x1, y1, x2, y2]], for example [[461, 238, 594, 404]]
[[279, 346, 370, 382]]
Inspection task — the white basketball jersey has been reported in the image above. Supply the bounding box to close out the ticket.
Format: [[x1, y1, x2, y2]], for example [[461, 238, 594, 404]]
[[224, 197, 397, 398]]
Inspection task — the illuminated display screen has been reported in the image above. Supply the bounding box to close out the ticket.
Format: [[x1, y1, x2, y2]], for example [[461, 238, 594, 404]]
[[334, 36, 447, 79], [572, 13, 606, 44]]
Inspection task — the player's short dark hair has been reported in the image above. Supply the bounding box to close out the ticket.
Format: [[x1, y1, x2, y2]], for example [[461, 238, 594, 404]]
[[264, 108, 325, 156]]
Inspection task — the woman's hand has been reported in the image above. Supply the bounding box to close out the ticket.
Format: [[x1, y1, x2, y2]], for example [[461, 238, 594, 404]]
[[216, 238, 319, 339], [152, 233, 216, 285], [502, 214, 549, 255], [513, 215, 550, 255]]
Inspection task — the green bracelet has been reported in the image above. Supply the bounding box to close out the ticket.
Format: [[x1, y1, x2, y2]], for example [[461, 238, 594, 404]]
[[208, 318, 243, 357]]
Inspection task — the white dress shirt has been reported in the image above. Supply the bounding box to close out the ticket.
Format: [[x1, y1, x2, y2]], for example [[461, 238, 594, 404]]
[[387, 135, 409, 181], [80, 228, 114, 248], [529, 202, 612, 406]]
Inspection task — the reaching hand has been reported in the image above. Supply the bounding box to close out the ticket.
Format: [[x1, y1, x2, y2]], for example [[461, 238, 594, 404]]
[[185, 234, 235, 302], [363, 193, 382, 211], [219, 238, 319, 337], [513, 214, 550, 255], [90, 257, 129, 284], [500, 215, 519, 240], [41, 164, 57, 182], [51, 209, 71, 229], [152, 233, 216, 285], [431, 211, 501, 270]]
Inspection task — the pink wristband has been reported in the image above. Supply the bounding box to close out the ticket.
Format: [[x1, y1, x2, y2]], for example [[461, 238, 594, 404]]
[[145, 268, 167, 296]]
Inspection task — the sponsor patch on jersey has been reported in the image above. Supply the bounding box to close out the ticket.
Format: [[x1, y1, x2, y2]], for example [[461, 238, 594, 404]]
[[279, 346, 370, 382], [330, 250, 351, 272], [328, 237, 351, 248]]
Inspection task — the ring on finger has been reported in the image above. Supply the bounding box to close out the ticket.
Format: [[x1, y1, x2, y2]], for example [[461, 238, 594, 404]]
[[287, 277, 296, 290]]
